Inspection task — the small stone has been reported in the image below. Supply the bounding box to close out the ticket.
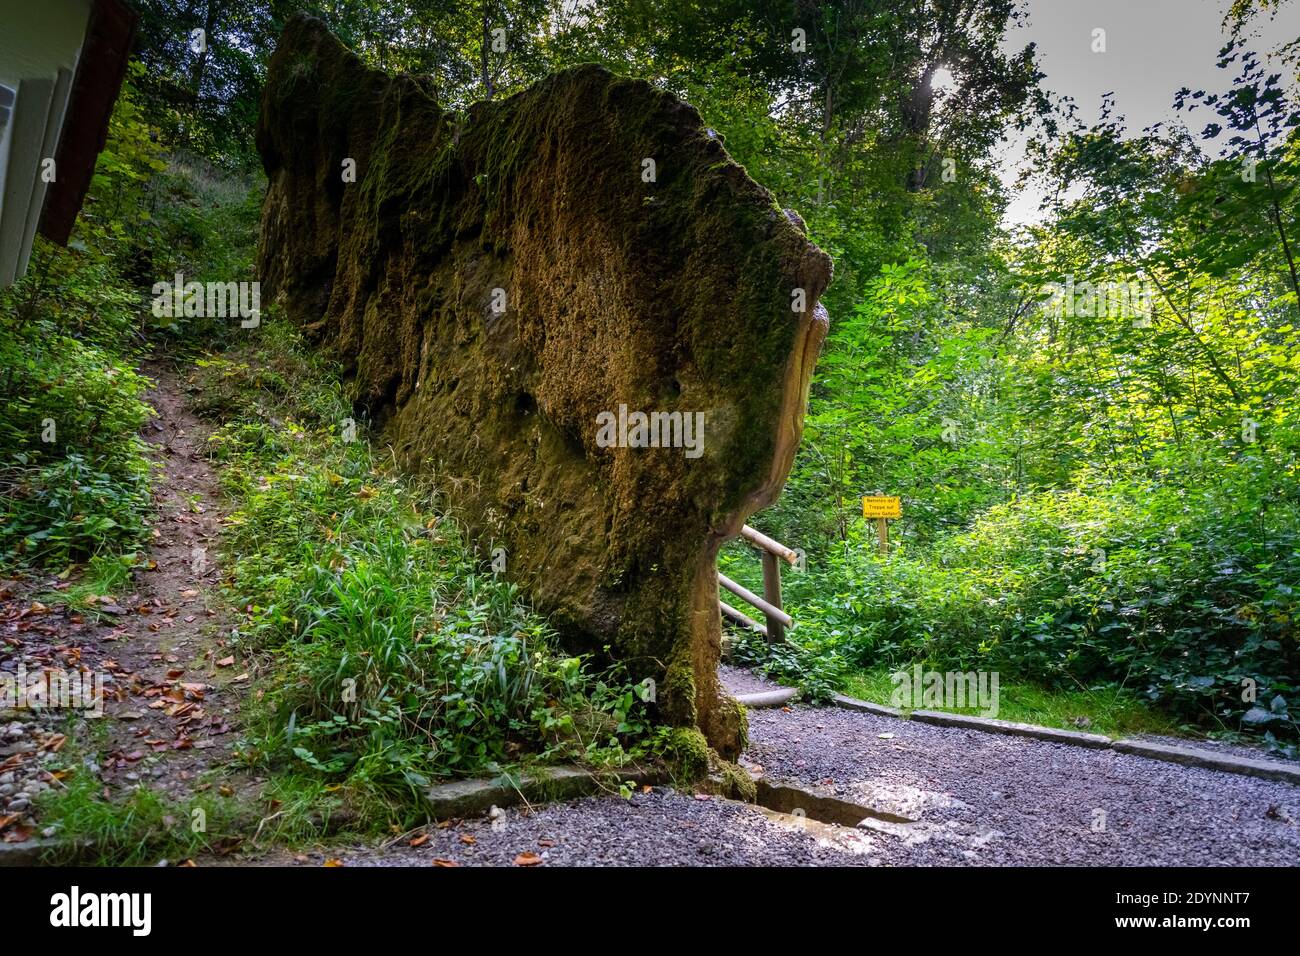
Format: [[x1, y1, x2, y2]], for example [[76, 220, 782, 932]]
[[8, 798, 30, 812], [0, 772, 14, 785]]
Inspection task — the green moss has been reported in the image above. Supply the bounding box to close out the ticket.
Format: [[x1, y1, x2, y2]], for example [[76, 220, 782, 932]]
[[659, 648, 698, 726], [713, 694, 749, 755], [717, 760, 757, 802], [663, 727, 711, 783]]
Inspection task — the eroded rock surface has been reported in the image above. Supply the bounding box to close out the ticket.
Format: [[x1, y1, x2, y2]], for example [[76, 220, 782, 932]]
[[256, 14, 831, 756]]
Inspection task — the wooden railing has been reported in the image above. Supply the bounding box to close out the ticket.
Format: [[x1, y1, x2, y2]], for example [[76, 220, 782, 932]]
[[718, 524, 797, 643]]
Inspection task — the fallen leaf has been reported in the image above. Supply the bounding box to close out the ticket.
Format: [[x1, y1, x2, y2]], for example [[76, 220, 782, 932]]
[[409, 834, 429, 847], [322, 859, 344, 867], [2, 824, 33, 843], [513, 851, 543, 866], [431, 858, 459, 867], [216, 656, 235, 668], [538, 838, 556, 848], [459, 834, 476, 845]]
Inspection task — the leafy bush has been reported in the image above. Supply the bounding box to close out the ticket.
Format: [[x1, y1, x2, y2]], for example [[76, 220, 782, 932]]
[[781, 467, 1300, 741], [0, 321, 153, 566]]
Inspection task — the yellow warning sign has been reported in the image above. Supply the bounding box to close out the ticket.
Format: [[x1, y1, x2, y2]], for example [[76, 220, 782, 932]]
[[862, 495, 901, 519]]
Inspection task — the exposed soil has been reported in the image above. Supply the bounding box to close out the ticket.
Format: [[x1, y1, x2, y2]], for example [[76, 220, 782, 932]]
[[0, 359, 257, 845]]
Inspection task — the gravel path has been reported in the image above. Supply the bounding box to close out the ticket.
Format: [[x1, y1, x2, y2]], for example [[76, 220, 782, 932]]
[[229, 787, 880, 867], [224, 671, 1300, 867], [745, 703, 1300, 866], [719, 663, 792, 696]]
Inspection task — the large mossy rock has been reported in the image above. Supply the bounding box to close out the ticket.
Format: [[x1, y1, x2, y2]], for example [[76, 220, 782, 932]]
[[256, 14, 831, 758]]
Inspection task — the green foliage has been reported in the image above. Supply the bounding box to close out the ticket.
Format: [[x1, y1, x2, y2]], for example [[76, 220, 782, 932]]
[[842, 665, 1180, 739], [196, 323, 657, 826], [726, 626, 846, 705], [35, 767, 245, 866], [782, 472, 1299, 745], [0, 321, 154, 567], [0, 61, 266, 572], [8, 4, 1296, 781]]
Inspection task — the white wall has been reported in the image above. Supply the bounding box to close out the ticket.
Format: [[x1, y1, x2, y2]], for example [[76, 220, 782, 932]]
[[0, 0, 93, 286]]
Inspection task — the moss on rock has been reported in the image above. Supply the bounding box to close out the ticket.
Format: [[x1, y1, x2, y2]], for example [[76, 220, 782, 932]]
[[717, 760, 758, 803], [663, 727, 712, 784], [256, 13, 832, 756]]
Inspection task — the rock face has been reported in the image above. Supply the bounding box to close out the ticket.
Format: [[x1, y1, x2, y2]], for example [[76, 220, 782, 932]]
[[256, 14, 831, 758]]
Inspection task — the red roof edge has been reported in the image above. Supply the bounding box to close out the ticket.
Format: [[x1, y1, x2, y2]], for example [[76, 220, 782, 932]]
[[38, 0, 139, 246]]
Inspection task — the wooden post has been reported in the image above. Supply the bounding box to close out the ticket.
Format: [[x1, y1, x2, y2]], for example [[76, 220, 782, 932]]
[[863, 496, 899, 555], [760, 549, 785, 643]]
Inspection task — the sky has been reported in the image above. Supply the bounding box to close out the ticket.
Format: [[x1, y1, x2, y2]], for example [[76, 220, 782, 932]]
[[990, 0, 1300, 225]]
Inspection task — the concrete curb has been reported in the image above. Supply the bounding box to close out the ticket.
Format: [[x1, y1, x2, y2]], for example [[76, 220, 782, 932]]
[[909, 709, 1112, 748], [831, 693, 902, 718], [425, 765, 660, 820], [0, 836, 59, 867], [0, 834, 102, 867], [1111, 739, 1300, 785], [828, 693, 1300, 785]]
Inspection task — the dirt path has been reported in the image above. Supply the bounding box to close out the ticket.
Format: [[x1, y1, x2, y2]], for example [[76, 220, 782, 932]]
[[1, 359, 254, 845]]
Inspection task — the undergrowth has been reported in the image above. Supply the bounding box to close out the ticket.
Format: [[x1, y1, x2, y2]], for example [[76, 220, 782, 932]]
[[194, 321, 662, 828]]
